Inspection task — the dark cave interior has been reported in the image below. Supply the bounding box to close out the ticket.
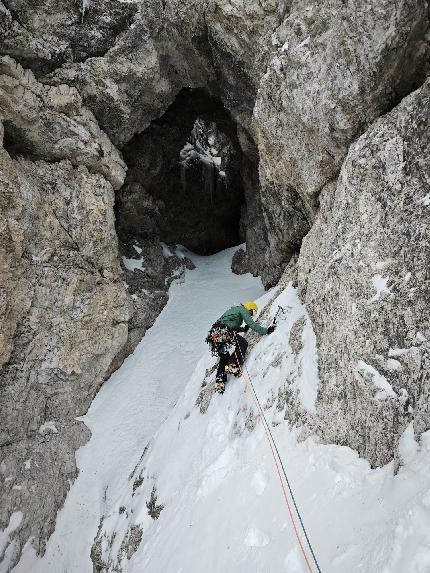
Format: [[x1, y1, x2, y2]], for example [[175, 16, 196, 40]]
[[115, 88, 249, 256]]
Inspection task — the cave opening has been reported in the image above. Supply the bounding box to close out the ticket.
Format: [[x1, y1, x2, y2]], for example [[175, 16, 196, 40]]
[[115, 88, 248, 257]]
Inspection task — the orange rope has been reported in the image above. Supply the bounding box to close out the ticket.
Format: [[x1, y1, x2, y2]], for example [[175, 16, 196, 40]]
[[233, 349, 315, 573]]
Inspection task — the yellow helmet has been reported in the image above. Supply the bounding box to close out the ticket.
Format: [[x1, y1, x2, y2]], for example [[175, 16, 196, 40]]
[[243, 301, 258, 312]]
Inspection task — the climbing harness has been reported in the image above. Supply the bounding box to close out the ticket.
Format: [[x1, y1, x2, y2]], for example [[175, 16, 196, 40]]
[[225, 362, 243, 378], [205, 323, 235, 357], [233, 332, 322, 573]]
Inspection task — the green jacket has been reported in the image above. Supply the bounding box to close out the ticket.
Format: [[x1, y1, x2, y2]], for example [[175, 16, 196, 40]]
[[217, 305, 268, 335]]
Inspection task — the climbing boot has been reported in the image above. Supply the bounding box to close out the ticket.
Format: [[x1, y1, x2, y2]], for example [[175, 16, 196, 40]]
[[214, 379, 226, 394]]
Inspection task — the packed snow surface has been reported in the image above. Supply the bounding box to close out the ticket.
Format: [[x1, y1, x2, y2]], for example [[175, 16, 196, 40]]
[[12, 247, 430, 573]]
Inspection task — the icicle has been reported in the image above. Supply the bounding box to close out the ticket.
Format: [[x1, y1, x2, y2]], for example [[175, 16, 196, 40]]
[[82, 0, 91, 23]]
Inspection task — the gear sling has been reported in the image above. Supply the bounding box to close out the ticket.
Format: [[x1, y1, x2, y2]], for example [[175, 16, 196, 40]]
[[206, 323, 248, 383]]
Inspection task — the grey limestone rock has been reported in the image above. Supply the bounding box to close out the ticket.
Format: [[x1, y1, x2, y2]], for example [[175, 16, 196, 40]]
[[253, 0, 429, 273], [0, 0, 138, 75], [0, 57, 130, 564], [0, 55, 126, 189], [298, 79, 430, 466]]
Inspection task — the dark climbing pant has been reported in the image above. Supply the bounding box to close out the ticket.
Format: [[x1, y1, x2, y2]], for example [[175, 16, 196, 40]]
[[216, 333, 248, 382]]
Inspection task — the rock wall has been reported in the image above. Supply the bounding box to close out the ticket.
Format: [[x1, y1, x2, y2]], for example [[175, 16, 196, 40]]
[[0, 0, 429, 568], [298, 80, 430, 467], [253, 0, 429, 278], [0, 57, 131, 566]]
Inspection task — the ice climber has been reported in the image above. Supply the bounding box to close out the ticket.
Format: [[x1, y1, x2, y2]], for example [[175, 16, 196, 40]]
[[206, 301, 275, 394]]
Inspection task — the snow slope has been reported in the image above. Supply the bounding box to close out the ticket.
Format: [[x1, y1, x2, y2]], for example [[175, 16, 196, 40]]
[[12, 247, 430, 573], [12, 246, 264, 573]]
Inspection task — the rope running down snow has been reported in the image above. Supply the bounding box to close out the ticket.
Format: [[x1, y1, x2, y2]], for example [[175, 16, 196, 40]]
[[233, 333, 322, 573]]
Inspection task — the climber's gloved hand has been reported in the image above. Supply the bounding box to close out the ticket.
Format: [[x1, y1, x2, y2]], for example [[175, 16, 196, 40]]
[[267, 325, 276, 335]]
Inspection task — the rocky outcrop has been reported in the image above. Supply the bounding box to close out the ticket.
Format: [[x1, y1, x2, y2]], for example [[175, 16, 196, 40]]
[[253, 0, 429, 276], [0, 56, 126, 189], [298, 79, 430, 466], [0, 0, 138, 75], [0, 57, 130, 566]]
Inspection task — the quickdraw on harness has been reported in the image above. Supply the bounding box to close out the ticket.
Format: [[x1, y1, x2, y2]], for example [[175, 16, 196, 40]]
[[205, 323, 235, 357]]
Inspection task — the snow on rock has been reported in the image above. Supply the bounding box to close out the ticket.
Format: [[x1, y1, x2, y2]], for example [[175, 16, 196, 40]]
[[420, 193, 430, 206], [160, 242, 173, 258], [38, 421, 58, 435], [388, 347, 416, 358], [397, 422, 419, 466], [357, 360, 397, 399], [386, 358, 402, 371], [121, 256, 145, 272], [370, 274, 392, 302], [0, 512, 23, 571]]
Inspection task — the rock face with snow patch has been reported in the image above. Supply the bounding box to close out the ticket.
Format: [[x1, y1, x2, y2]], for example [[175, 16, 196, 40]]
[[253, 0, 429, 276], [298, 80, 430, 466], [0, 57, 130, 565]]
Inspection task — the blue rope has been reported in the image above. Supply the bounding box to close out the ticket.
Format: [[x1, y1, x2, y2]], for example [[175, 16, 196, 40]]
[[234, 333, 322, 573]]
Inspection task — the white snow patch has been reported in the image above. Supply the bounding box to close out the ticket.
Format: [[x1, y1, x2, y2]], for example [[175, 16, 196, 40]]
[[160, 242, 173, 257], [38, 421, 58, 435], [398, 423, 419, 465], [357, 360, 396, 399], [284, 548, 304, 572], [174, 245, 189, 259], [133, 244, 142, 254], [0, 511, 22, 555], [24, 459, 31, 470], [388, 347, 412, 357], [370, 274, 391, 301], [415, 331, 427, 343], [375, 260, 389, 270], [251, 470, 268, 496], [420, 193, 430, 206], [386, 358, 402, 371], [351, 302, 357, 314], [297, 36, 310, 48], [403, 272, 412, 283], [122, 256, 144, 272]]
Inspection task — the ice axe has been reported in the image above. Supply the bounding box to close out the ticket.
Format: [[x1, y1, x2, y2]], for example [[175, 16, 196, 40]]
[[272, 305, 290, 326]]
